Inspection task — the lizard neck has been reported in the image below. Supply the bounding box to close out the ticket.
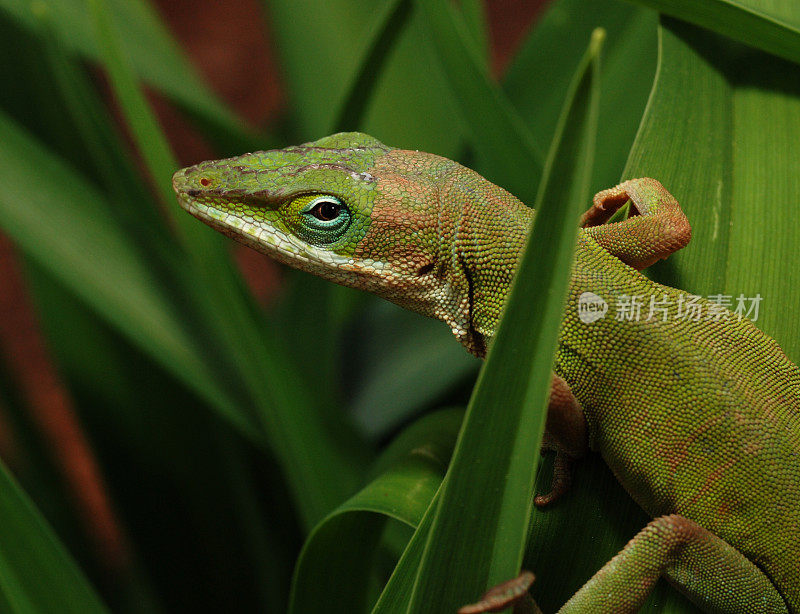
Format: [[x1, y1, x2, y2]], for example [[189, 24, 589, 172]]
[[437, 166, 533, 356]]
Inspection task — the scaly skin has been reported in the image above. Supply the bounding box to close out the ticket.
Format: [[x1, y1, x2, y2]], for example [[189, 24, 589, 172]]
[[173, 133, 800, 613]]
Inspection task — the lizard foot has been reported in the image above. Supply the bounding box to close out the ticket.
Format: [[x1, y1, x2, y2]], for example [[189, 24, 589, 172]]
[[458, 570, 537, 614], [534, 450, 574, 507]]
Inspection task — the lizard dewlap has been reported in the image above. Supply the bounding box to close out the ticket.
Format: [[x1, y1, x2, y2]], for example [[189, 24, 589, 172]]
[[174, 132, 799, 613]]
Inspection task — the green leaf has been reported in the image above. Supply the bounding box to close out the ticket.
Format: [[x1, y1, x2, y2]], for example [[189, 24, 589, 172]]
[[528, 14, 800, 612], [624, 0, 800, 66], [264, 0, 464, 155], [0, 0, 252, 147], [399, 30, 603, 612], [503, 0, 658, 193], [349, 303, 477, 439], [626, 16, 800, 361], [0, 458, 109, 613], [289, 409, 461, 614], [87, 0, 364, 527], [524, 459, 699, 611], [415, 0, 545, 200]]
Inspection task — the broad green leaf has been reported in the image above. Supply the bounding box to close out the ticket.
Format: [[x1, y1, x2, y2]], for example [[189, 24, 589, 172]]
[[415, 0, 545, 201], [265, 0, 464, 155], [624, 0, 800, 66], [504, 0, 657, 193], [524, 459, 699, 611], [289, 409, 461, 614], [331, 0, 412, 132], [404, 30, 602, 612], [0, 458, 109, 613], [626, 17, 800, 361], [0, 0, 253, 148], [349, 303, 477, 439]]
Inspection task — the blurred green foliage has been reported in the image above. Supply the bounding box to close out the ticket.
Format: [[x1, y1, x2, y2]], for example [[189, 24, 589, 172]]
[[0, 0, 798, 612]]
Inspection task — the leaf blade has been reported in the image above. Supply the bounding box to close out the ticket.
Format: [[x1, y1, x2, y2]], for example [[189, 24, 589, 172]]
[[290, 409, 461, 614], [625, 16, 800, 361], [0, 0, 253, 146], [404, 29, 603, 612], [415, 0, 545, 199], [624, 0, 800, 66], [87, 0, 364, 527], [0, 459, 109, 613]]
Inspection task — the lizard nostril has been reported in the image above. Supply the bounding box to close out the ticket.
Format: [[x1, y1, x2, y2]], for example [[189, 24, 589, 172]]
[[199, 177, 211, 186]]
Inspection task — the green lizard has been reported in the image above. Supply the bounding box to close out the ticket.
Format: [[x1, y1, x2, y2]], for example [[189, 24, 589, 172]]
[[172, 132, 800, 613]]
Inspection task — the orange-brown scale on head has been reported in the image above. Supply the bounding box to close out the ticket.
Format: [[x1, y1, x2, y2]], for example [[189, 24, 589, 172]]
[[353, 150, 460, 326]]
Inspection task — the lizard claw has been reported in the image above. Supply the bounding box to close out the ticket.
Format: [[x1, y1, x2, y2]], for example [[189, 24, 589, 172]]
[[458, 570, 537, 614]]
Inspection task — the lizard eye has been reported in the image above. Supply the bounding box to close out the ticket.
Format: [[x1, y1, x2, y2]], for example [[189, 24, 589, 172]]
[[309, 198, 344, 222], [299, 196, 352, 243]]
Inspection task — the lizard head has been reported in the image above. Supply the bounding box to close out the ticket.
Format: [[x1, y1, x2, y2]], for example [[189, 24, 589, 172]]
[[173, 132, 489, 351]]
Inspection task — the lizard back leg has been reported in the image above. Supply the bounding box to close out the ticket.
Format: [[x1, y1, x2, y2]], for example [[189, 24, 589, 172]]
[[581, 178, 691, 270], [559, 514, 788, 613], [535, 374, 588, 507]]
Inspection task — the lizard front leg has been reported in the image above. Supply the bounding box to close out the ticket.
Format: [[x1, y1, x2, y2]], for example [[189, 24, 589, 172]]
[[581, 178, 691, 270], [559, 514, 787, 613], [535, 374, 588, 507]]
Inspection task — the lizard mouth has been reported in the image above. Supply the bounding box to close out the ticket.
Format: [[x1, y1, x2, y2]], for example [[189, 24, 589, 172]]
[[174, 191, 194, 214], [176, 196, 399, 287]]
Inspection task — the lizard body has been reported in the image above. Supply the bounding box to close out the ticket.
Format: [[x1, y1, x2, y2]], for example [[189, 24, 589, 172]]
[[173, 133, 800, 613]]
